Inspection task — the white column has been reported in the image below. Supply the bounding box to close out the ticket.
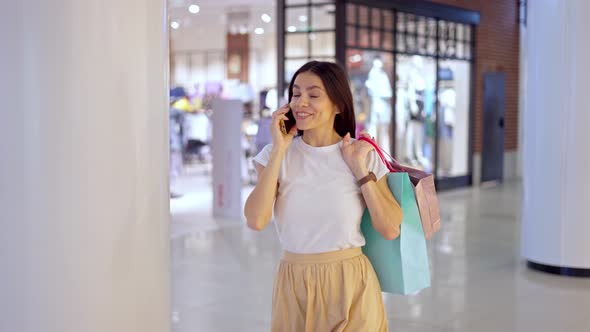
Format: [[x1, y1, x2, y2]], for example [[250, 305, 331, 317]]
[[0, 1, 171, 331], [521, 0, 590, 271]]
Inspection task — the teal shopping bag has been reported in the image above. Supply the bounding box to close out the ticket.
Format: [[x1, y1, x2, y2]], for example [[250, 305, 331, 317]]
[[360, 172, 431, 295]]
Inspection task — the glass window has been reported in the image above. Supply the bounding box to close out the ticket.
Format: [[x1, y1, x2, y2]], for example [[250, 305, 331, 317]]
[[310, 32, 335, 57], [383, 32, 394, 51], [312, 56, 336, 63], [383, 10, 394, 30], [405, 14, 416, 34], [358, 28, 370, 48], [416, 36, 424, 54], [347, 26, 357, 47], [346, 4, 357, 25], [395, 55, 437, 173], [371, 30, 381, 49], [396, 32, 406, 52], [312, 4, 335, 30], [286, 33, 309, 57], [464, 42, 472, 59], [427, 19, 437, 38], [359, 6, 369, 27], [286, 0, 307, 4], [405, 34, 417, 54], [371, 8, 381, 29], [285, 58, 308, 81], [346, 50, 394, 153], [396, 12, 406, 32], [286, 7, 309, 33], [456, 42, 465, 59], [437, 60, 470, 178], [416, 16, 426, 36]]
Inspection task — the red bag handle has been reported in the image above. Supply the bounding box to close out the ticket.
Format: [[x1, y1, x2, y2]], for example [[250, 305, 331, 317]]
[[358, 136, 400, 173]]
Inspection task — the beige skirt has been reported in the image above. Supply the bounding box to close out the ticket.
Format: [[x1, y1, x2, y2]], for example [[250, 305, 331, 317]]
[[271, 247, 389, 332]]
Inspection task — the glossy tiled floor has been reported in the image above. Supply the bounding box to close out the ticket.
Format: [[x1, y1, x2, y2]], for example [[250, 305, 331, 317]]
[[170, 167, 590, 332]]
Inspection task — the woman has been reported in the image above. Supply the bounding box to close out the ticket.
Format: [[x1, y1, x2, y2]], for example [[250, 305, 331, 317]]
[[244, 61, 403, 331]]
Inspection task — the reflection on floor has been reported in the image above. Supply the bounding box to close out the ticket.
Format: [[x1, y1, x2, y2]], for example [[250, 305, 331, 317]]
[[170, 167, 590, 332]]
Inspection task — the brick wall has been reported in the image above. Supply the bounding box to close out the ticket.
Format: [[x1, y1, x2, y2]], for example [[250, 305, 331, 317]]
[[430, 0, 520, 152]]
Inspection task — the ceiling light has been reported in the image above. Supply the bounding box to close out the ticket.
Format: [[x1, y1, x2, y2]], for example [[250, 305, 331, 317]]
[[287, 25, 297, 32], [255, 28, 264, 35], [299, 15, 308, 22], [261, 13, 271, 23], [170, 21, 180, 30], [188, 4, 200, 14]]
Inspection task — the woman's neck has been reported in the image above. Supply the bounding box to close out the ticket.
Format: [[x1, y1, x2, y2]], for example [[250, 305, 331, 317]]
[[302, 129, 342, 147]]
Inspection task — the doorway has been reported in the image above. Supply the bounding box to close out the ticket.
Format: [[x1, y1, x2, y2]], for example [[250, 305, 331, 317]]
[[481, 72, 506, 183]]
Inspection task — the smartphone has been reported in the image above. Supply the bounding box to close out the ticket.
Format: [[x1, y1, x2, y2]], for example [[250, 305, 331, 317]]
[[280, 108, 296, 134]]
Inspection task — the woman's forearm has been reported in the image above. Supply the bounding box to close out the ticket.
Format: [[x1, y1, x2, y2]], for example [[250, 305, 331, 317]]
[[244, 147, 286, 230], [360, 179, 403, 240]]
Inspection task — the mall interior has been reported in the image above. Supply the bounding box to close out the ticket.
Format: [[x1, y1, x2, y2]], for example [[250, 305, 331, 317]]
[[1, 0, 590, 331]]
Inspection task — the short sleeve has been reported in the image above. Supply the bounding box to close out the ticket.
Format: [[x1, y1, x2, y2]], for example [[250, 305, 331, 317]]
[[253, 144, 273, 167], [366, 149, 390, 181]]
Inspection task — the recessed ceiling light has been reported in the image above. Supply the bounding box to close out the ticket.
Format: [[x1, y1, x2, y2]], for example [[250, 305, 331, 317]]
[[188, 4, 200, 14], [261, 13, 271, 23], [299, 15, 308, 22], [255, 28, 264, 35], [170, 21, 180, 30], [287, 26, 297, 32]]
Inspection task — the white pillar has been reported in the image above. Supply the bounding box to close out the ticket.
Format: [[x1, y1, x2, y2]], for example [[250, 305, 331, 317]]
[[0, 1, 171, 331], [521, 0, 590, 274]]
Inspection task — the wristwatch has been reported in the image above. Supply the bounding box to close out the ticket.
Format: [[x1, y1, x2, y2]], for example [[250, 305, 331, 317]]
[[358, 172, 377, 187]]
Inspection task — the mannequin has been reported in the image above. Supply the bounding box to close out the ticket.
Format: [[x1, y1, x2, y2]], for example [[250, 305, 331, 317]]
[[364, 57, 392, 153], [439, 86, 456, 176], [405, 55, 429, 169]]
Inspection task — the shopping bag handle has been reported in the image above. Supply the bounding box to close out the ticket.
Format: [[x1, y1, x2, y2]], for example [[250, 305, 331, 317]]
[[358, 136, 402, 173]]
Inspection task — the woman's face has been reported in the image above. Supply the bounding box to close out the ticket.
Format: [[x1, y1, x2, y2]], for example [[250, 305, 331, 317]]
[[290, 71, 339, 134]]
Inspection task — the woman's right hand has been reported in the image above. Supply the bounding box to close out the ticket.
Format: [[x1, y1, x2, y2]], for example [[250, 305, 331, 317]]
[[271, 104, 298, 151]]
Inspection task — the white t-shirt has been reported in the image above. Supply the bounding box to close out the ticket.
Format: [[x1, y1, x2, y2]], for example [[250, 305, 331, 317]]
[[253, 136, 390, 254]]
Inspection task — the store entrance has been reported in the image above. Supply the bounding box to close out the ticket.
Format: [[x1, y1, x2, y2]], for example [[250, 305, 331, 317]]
[[343, 2, 476, 190]]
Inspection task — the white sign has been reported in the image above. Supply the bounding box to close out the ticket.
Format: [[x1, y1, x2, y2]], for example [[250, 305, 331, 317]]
[[211, 99, 243, 219]]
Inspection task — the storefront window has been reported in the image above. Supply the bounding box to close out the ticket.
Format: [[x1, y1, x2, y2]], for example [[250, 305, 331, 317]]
[[347, 50, 394, 152], [284, 0, 336, 86], [395, 55, 436, 173], [437, 60, 470, 177], [285, 34, 308, 57], [281, 0, 477, 188], [286, 7, 309, 32], [310, 32, 335, 57], [286, 0, 307, 6], [311, 4, 335, 30]]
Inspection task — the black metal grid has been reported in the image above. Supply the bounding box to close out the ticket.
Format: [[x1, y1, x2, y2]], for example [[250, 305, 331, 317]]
[[282, 0, 337, 87], [345, 6, 474, 61]]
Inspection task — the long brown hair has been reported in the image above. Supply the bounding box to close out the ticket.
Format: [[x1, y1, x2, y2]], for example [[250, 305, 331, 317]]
[[286, 61, 356, 138]]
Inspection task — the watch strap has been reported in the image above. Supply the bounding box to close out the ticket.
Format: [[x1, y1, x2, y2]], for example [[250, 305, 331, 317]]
[[358, 172, 377, 187]]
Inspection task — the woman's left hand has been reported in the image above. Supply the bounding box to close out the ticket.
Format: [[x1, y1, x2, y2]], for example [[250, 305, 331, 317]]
[[340, 131, 375, 179]]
